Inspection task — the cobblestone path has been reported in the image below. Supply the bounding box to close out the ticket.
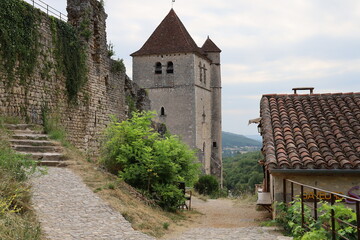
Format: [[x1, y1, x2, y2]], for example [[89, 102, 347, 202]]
[[31, 167, 154, 240]]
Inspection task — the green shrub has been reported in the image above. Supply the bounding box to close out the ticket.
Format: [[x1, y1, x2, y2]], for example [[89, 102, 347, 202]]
[[152, 184, 184, 212], [194, 175, 219, 196], [101, 111, 199, 211], [0, 141, 36, 182]]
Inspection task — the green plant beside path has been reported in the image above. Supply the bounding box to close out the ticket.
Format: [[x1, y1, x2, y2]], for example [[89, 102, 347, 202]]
[[0, 118, 41, 240], [276, 198, 358, 240], [101, 111, 200, 211]]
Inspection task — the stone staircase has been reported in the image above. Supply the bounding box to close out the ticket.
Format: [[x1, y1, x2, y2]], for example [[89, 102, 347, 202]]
[[4, 124, 67, 167]]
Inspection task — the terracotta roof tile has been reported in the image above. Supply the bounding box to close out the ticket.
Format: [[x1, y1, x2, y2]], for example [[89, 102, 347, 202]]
[[131, 9, 205, 57], [260, 93, 360, 170]]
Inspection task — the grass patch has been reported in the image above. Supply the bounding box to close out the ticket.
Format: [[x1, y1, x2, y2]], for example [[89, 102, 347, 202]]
[[0, 116, 21, 126], [162, 222, 170, 230], [260, 219, 278, 227], [0, 118, 42, 240], [42, 109, 71, 148]]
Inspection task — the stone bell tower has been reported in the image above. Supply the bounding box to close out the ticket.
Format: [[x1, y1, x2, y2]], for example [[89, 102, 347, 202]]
[[131, 9, 222, 182]]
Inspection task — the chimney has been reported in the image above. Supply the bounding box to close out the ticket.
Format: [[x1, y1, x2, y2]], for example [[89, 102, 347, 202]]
[[292, 87, 314, 94]]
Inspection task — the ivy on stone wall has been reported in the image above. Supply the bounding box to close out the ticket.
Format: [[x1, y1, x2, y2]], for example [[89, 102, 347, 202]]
[[0, 0, 88, 103], [0, 0, 40, 85], [50, 18, 88, 103]]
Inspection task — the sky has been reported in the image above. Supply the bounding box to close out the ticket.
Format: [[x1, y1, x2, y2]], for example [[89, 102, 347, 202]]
[[27, 0, 360, 136]]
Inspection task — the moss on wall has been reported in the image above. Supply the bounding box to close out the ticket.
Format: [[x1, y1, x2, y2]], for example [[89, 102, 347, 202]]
[[0, 0, 88, 103]]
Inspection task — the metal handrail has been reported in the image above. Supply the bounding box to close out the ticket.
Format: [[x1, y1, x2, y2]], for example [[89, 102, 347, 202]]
[[22, 0, 67, 21], [283, 179, 360, 240]]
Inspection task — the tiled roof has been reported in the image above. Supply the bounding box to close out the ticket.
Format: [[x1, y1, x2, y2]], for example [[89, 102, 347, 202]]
[[201, 37, 221, 52], [131, 9, 204, 57], [260, 92, 360, 170]]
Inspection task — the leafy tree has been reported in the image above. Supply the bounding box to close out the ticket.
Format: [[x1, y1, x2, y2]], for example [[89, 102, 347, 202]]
[[101, 111, 200, 211], [223, 151, 263, 195]]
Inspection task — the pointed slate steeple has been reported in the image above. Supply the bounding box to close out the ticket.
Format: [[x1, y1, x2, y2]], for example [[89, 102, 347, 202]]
[[202, 36, 221, 53], [131, 9, 203, 56]]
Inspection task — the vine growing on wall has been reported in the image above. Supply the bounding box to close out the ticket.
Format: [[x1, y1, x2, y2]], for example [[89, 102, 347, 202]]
[[50, 17, 88, 103], [0, 0, 40, 85]]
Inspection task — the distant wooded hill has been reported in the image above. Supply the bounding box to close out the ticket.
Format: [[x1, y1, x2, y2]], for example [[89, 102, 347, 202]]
[[222, 131, 262, 148]]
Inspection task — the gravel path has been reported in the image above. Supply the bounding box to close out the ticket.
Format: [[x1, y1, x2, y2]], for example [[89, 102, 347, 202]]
[[30, 167, 154, 240]]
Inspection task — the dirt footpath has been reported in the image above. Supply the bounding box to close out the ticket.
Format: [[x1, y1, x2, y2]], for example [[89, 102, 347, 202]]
[[162, 197, 291, 240], [190, 197, 271, 228]]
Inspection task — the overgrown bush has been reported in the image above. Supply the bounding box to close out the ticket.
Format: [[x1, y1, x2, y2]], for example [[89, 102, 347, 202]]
[[101, 111, 199, 211], [276, 198, 357, 240], [194, 175, 219, 196], [111, 58, 126, 73]]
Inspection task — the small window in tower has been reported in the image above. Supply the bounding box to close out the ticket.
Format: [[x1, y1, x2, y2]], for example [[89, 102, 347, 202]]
[[203, 142, 206, 152], [203, 64, 207, 84], [155, 62, 162, 74], [199, 62, 203, 82], [166, 62, 174, 74], [160, 107, 165, 116], [213, 142, 217, 148]]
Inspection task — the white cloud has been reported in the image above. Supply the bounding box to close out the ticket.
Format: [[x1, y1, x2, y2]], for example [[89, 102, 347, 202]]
[[222, 58, 360, 85]]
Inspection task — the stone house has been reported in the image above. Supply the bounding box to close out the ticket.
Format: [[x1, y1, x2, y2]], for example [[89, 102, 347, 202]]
[[131, 9, 222, 182], [258, 90, 360, 205]]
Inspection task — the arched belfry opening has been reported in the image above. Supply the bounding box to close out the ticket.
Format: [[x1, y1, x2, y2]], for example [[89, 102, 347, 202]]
[[167, 61, 174, 74], [160, 107, 165, 116], [155, 62, 162, 74]]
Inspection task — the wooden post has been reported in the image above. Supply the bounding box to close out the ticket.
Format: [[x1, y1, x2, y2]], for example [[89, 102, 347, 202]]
[[301, 186, 304, 228], [314, 189, 318, 221], [331, 194, 335, 240], [283, 179, 286, 203]]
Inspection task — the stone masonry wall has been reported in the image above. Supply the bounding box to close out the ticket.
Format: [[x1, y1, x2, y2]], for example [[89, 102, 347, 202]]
[[0, 0, 148, 154]]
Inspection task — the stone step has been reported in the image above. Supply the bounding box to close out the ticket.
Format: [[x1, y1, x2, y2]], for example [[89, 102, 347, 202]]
[[3, 124, 40, 130], [12, 134, 49, 141], [18, 152, 66, 162], [6, 124, 67, 167], [12, 145, 62, 153], [37, 160, 68, 167], [10, 139, 58, 146], [13, 129, 44, 135]]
